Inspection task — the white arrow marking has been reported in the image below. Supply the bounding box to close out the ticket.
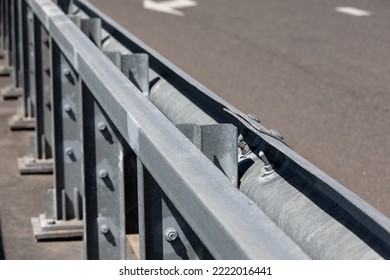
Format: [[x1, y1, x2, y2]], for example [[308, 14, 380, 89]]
[[143, 0, 198, 17], [335, 7, 371, 17]]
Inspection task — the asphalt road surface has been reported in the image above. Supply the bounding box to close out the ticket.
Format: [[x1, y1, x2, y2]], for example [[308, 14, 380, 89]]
[[88, 0, 389, 217]]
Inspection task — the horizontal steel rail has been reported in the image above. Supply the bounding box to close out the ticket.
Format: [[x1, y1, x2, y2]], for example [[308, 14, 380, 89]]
[[71, 0, 390, 259], [17, 0, 309, 259], [0, 0, 389, 259]]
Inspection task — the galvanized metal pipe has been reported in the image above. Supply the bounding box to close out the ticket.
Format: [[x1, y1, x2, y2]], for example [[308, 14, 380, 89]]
[[240, 158, 389, 259]]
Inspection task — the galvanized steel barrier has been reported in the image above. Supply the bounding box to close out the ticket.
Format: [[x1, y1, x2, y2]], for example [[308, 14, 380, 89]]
[[1, 0, 389, 260]]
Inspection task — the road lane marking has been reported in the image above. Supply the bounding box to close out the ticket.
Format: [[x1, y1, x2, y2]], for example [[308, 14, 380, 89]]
[[335, 7, 371, 16], [143, 0, 198, 17]]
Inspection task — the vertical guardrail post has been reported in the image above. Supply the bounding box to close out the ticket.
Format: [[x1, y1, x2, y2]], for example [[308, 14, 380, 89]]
[[1, 0, 22, 99], [136, 123, 237, 260], [77, 16, 144, 259], [0, 0, 12, 76], [0, 0, 4, 57], [82, 44, 150, 258], [82, 80, 127, 259], [8, 0, 35, 129], [30, 9, 102, 240], [79, 17, 127, 259], [17, 12, 53, 174], [31, 33, 84, 240], [31, 8, 101, 240], [137, 164, 214, 260]]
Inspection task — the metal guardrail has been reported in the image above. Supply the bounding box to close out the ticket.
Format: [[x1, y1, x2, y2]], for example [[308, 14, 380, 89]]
[[0, 0, 389, 260]]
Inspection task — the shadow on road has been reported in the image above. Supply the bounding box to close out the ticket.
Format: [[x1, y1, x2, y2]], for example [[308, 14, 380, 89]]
[[0, 217, 5, 259]]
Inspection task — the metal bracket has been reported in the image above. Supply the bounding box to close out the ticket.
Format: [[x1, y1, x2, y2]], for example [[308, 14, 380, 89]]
[[17, 155, 53, 174], [31, 214, 83, 240], [31, 188, 83, 240], [80, 18, 102, 48], [177, 123, 238, 186], [137, 160, 213, 260], [1, 84, 22, 99], [17, 134, 53, 174], [0, 64, 12, 76], [8, 114, 35, 130], [121, 53, 149, 96]]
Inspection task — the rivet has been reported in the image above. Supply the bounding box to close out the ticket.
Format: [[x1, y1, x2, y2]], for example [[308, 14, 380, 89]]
[[99, 169, 108, 179], [164, 227, 178, 242]]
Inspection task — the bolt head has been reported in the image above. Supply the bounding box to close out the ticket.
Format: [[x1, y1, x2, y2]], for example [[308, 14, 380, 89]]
[[164, 228, 178, 242], [65, 147, 73, 156], [64, 104, 71, 112], [63, 68, 71, 76], [99, 169, 108, 179], [100, 224, 110, 234], [97, 122, 107, 131]]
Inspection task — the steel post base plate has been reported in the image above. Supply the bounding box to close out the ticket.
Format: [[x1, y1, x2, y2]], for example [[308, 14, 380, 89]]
[[8, 114, 35, 130], [31, 214, 83, 240], [0, 65, 12, 76], [1, 85, 22, 99], [17, 156, 53, 174]]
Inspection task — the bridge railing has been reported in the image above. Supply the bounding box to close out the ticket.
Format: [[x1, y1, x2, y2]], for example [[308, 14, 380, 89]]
[[0, 0, 389, 260]]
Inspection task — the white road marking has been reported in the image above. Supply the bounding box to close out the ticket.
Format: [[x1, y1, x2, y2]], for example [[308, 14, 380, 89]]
[[335, 7, 371, 16], [143, 0, 198, 17]]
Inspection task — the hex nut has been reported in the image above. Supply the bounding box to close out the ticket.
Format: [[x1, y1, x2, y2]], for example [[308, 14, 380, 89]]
[[164, 227, 178, 242]]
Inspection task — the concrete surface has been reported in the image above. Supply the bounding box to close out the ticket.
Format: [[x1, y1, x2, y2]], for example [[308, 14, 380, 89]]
[[0, 72, 83, 260]]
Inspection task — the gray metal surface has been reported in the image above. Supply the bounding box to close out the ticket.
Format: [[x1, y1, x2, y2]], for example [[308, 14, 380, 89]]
[[71, 0, 390, 260], [240, 159, 389, 259], [7, 1, 33, 127], [31, 34, 84, 239], [26, 0, 309, 259], [9, 0, 21, 95], [1, 0, 389, 260], [87, 0, 390, 220], [82, 82, 126, 259], [15, 6, 53, 174], [177, 123, 238, 187]]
